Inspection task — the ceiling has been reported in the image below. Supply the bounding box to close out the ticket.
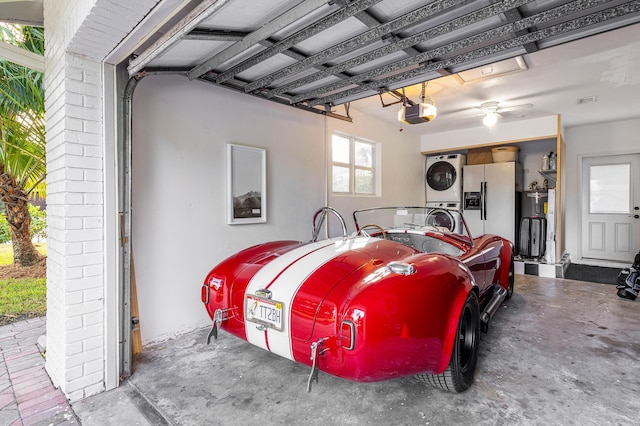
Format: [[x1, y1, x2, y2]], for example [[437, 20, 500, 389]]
[[360, 23, 640, 133], [3, 0, 639, 134], [0, 0, 43, 27], [124, 0, 640, 134]]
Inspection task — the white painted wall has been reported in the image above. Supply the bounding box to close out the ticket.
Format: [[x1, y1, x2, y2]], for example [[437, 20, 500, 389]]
[[327, 110, 424, 233], [564, 118, 640, 262], [420, 116, 559, 153], [132, 75, 327, 342], [518, 138, 557, 193]]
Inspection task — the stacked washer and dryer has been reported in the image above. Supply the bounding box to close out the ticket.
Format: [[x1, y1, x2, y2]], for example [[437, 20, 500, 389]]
[[425, 154, 466, 233]]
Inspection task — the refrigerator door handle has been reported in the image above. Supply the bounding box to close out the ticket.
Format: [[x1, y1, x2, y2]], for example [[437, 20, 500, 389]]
[[479, 181, 484, 220], [482, 181, 487, 220]]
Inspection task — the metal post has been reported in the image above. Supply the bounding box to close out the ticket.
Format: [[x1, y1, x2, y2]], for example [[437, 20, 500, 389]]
[[119, 72, 144, 377]]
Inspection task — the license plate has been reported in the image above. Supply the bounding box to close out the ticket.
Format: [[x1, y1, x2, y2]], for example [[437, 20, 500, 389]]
[[246, 294, 283, 331]]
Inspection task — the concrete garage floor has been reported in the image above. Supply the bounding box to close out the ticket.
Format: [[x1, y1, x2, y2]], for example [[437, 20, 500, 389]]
[[73, 275, 640, 425]]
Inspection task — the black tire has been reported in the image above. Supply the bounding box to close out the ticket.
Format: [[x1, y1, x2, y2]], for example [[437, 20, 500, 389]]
[[505, 254, 515, 300], [416, 291, 480, 392]]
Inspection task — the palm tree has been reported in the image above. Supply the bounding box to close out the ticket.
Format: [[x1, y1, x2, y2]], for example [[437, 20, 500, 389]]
[[0, 25, 45, 266]]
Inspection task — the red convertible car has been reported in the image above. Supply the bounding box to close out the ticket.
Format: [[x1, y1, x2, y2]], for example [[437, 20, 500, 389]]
[[201, 206, 514, 393]]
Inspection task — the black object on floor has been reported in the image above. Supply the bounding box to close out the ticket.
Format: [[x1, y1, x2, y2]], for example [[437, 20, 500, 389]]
[[564, 263, 619, 285]]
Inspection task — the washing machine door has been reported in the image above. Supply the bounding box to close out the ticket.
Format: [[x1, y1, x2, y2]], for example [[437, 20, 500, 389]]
[[426, 209, 456, 232], [426, 161, 457, 192]]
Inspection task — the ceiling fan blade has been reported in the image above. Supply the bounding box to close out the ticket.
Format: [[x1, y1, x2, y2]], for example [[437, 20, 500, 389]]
[[450, 100, 533, 121], [497, 103, 533, 113], [464, 111, 486, 118]]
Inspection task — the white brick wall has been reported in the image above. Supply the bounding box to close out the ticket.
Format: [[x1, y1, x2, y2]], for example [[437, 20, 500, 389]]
[[44, 0, 160, 401], [44, 49, 107, 400]]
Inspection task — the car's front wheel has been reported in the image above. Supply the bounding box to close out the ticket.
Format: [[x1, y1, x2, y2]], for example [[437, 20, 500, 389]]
[[415, 291, 480, 392]]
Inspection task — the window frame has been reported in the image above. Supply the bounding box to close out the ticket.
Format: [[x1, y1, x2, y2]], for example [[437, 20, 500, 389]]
[[331, 132, 380, 196]]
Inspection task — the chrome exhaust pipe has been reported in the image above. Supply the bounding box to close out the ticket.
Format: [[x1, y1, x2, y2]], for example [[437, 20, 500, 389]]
[[480, 286, 507, 333]]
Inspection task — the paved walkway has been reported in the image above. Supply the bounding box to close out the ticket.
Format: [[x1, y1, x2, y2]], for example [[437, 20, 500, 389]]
[[0, 317, 78, 425]]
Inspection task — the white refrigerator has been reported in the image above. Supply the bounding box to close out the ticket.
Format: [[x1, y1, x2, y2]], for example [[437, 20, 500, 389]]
[[462, 162, 523, 244]]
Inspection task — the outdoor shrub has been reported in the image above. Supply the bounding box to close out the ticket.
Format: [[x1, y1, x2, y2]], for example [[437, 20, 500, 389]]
[[0, 214, 9, 244], [29, 204, 47, 241]]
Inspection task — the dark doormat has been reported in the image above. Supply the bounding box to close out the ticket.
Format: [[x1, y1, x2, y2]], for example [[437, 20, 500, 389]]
[[564, 263, 620, 285]]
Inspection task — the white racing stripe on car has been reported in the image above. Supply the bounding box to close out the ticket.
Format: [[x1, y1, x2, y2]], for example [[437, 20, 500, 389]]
[[244, 238, 352, 360]]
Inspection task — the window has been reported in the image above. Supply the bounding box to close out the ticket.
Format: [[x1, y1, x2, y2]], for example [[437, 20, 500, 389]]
[[331, 133, 379, 195], [589, 163, 630, 214]]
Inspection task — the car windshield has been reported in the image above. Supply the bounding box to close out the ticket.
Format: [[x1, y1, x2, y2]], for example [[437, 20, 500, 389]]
[[353, 206, 472, 242]]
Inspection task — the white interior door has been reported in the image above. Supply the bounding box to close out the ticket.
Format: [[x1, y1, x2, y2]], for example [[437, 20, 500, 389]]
[[581, 154, 640, 263]]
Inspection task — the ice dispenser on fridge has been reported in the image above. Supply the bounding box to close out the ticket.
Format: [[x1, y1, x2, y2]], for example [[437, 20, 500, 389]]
[[464, 191, 482, 210]]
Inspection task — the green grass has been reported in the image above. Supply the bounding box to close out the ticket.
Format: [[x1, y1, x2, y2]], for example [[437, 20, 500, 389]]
[[0, 243, 13, 265], [0, 242, 47, 265], [0, 277, 47, 319], [0, 242, 47, 324]]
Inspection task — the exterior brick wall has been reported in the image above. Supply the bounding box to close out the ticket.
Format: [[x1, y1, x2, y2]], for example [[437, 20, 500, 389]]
[[44, 48, 107, 400], [43, 0, 159, 401]]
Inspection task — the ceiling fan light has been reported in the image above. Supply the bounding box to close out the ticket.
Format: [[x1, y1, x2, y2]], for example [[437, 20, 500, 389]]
[[483, 111, 498, 126]]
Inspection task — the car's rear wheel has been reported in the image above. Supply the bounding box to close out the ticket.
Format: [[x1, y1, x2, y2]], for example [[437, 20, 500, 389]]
[[506, 253, 515, 300], [415, 291, 480, 393]]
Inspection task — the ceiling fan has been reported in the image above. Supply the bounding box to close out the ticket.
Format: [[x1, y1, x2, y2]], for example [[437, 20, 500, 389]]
[[474, 101, 534, 126]]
